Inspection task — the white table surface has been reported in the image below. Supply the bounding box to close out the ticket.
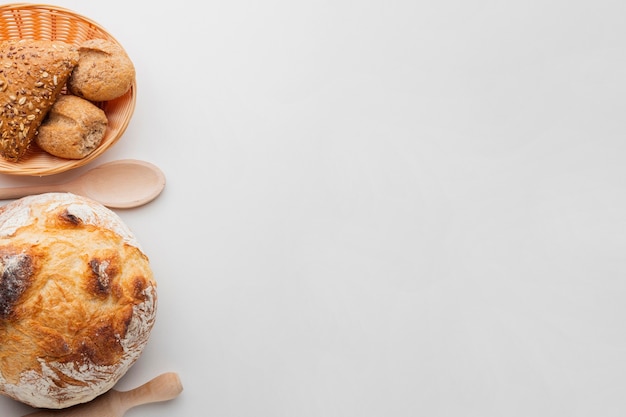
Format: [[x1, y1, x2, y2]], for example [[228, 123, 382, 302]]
[[2, 0, 626, 416]]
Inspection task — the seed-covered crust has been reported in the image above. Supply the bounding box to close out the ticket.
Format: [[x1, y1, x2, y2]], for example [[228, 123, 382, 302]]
[[0, 193, 157, 409], [0, 39, 79, 161]]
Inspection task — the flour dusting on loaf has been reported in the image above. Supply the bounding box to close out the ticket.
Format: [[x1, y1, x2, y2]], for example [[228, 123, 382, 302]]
[[0, 192, 157, 409]]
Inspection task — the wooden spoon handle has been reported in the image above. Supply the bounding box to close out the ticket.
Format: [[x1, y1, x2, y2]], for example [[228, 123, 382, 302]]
[[0, 183, 68, 200], [118, 372, 183, 411]]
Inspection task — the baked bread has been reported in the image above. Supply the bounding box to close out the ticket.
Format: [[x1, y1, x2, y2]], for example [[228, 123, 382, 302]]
[[35, 95, 108, 159], [0, 192, 157, 409], [67, 39, 135, 102], [0, 39, 79, 161]]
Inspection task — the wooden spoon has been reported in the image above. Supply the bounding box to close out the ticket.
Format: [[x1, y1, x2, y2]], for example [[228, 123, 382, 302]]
[[0, 159, 166, 209], [22, 372, 183, 417]]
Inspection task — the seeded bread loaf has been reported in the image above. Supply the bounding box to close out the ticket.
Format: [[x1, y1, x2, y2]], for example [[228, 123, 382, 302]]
[[36, 95, 108, 159], [68, 39, 135, 102], [0, 192, 157, 409], [0, 39, 79, 161]]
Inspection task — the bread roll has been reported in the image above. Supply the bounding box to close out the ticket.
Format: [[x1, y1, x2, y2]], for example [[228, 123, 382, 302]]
[[36, 95, 108, 159], [67, 39, 135, 102], [0, 39, 79, 161], [0, 193, 157, 409]]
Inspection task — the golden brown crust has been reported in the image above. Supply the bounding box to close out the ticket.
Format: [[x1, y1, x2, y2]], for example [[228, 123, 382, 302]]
[[0, 39, 79, 161], [35, 95, 108, 159], [67, 39, 135, 102], [0, 193, 157, 408]]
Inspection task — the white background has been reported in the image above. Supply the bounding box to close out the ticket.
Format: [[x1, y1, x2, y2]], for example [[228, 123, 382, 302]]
[[2, 0, 626, 416]]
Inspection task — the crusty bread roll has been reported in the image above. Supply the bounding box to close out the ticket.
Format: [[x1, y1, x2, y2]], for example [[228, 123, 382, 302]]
[[35, 95, 108, 159], [0, 192, 157, 409], [67, 39, 135, 102], [0, 39, 79, 161]]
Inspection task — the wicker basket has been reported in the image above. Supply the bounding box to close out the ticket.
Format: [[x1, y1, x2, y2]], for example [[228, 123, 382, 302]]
[[0, 3, 136, 176]]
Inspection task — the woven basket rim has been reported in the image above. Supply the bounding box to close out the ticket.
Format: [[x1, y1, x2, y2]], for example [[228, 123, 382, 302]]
[[0, 3, 136, 176], [1, 3, 108, 25]]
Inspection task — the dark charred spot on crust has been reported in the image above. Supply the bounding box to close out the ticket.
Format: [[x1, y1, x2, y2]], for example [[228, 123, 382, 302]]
[[76, 339, 96, 365], [131, 276, 149, 301], [75, 321, 123, 366], [59, 209, 82, 226], [0, 248, 33, 319], [89, 323, 122, 365], [88, 257, 119, 296]]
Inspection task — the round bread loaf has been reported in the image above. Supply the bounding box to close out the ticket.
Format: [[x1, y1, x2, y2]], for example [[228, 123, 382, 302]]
[[35, 95, 108, 159], [67, 39, 135, 102], [0, 193, 157, 409]]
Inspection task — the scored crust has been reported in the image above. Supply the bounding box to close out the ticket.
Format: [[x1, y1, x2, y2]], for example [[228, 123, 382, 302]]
[[68, 39, 135, 102], [36, 95, 108, 159], [0, 40, 79, 161], [0, 193, 157, 409]]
